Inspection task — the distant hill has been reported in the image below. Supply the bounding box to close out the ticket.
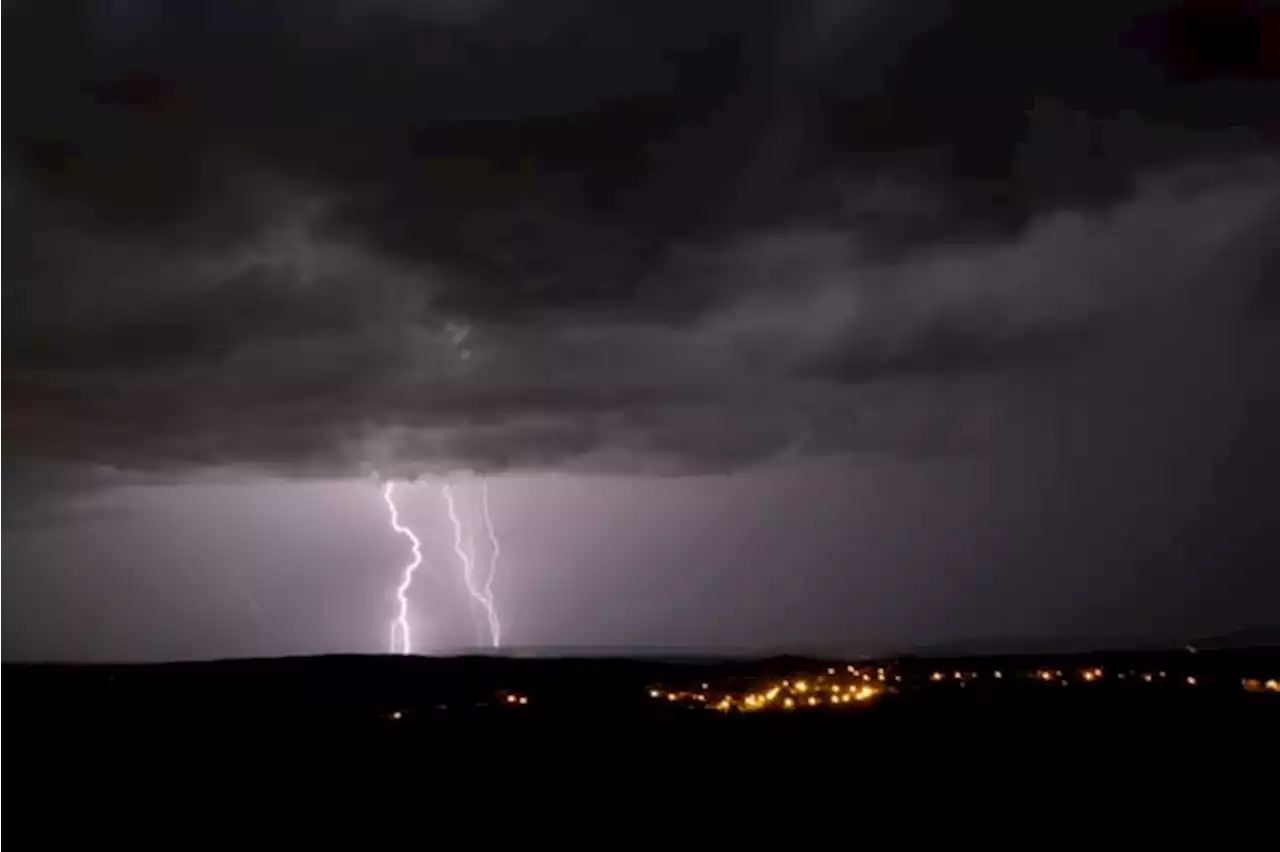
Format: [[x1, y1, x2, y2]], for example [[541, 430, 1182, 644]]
[[1190, 624, 1280, 651], [896, 634, 1175, 659], [454, 645, 782, 662], [480, 645, 888, 663]]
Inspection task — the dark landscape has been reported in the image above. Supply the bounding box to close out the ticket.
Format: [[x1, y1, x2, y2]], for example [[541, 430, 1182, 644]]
[[10, 646, 1277, 747], [8, 646, 1278, 834]]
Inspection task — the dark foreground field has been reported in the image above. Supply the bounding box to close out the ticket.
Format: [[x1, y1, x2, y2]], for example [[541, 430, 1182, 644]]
[[5, 644, 1274, 736], [6, 648, 1276, 834]]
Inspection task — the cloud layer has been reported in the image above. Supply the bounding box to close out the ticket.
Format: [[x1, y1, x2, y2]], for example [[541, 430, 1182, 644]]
[[6, 1, 1278, 478]]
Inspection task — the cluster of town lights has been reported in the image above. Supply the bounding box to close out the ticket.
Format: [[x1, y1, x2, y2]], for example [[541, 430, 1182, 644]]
[[648, 663, 1280, 711], [388, 667, 1280, 720], [650, 680, 883, 712], [649, 665, 892, 712]]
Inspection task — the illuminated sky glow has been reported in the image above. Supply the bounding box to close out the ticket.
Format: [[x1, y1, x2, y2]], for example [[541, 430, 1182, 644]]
[[5, 1, 1278, 662]]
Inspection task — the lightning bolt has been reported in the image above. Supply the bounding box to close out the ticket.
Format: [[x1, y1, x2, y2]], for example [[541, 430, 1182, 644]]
[[443, 480, 500, 649], [383, 481, 423, 655], [479, 477, 503, 648]]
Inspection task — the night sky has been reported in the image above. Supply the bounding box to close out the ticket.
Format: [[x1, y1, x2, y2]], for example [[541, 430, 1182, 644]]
[[6, 1, 1279, 661]]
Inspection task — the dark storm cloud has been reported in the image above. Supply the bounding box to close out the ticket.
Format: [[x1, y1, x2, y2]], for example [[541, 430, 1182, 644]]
[[5, 0, 1278, 478], [800, 312, 1100, 385], [0, 457, 187, 531]]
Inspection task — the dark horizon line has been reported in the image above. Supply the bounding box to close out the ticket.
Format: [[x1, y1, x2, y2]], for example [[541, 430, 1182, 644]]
[[6, 628, 1276, 668]]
